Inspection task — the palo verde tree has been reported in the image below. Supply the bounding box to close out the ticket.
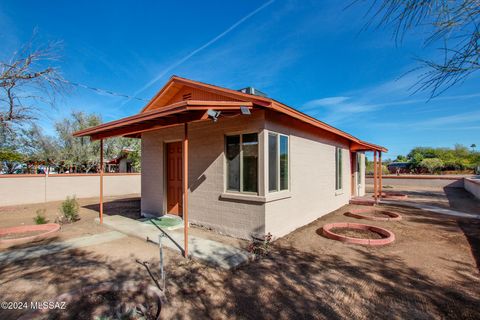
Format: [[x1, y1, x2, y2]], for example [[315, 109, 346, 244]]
[[361, 0, 480, 97]]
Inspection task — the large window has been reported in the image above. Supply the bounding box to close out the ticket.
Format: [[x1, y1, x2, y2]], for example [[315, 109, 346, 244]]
[[268, 133, 289, 192], [226, 133, 258, 193], [335, 147, 343, 190]]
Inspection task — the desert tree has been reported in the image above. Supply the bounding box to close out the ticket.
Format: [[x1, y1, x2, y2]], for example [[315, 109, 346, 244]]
[[55, 111, 140, 173], [0, 37, 66, 129], [360, 0, 480, 97]]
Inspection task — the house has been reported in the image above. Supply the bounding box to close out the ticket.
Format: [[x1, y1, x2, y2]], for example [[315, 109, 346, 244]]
[[387, 162, 410, 174], [106, 149, 136, 173], [74, 76, 386, 243]]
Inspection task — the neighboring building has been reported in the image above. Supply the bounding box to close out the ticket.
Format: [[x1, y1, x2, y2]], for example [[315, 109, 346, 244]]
[[106, 149, 136, 173], [74, 76, 386, 239]]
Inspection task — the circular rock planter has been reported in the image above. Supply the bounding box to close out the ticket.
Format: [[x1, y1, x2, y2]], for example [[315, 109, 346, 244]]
[[18, 281, 166, 320], [0, 223, 60, 248], [322, 222, 395, 246], [345, 208, 402, 221]]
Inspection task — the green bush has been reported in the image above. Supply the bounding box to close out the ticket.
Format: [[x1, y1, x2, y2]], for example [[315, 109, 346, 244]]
[[59, 196, 80, 223], [419, 158, 444, 174], [33, 209, 48, 224]]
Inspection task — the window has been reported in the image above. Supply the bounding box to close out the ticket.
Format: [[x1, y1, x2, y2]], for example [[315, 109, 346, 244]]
[[226, 133, 258, 193], [335, 147, 343, 190], [268, 133, 289, 192]]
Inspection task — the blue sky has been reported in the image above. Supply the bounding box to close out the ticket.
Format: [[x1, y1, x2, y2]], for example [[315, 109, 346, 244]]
[[1, 0, 479, 158]]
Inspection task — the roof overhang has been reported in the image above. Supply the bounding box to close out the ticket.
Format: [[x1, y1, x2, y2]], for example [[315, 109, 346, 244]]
[[350, 140, 388, 153], [73, 100, 253, 141], [73, 75, 387, 153]]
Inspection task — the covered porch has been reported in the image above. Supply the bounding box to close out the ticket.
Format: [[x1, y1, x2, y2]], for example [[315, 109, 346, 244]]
[[350, 141, 387, 205], [74, 100, 254, 258]]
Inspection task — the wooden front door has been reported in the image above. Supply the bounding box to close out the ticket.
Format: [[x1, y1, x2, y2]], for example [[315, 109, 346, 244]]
[[166, 142, 182, 216]]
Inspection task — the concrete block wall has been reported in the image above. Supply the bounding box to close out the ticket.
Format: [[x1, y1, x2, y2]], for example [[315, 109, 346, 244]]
[[263, 111, 353, 238], [141, 111, 266, 239], [141, 110, 365, 239]]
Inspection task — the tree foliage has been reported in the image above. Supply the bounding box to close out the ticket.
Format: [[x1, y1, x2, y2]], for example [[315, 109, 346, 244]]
[[405, 144, 479, 172], [0, 111, 140, 173], [362, 0, 480, 97], [0, 147, 23, 173], [419, 158, 444, 173]]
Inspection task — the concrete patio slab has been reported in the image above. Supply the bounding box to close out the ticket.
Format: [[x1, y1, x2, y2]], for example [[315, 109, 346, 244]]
[[381, 199, 480, 219], [0, 231, 125, 264], [96, 215, 251, 270]]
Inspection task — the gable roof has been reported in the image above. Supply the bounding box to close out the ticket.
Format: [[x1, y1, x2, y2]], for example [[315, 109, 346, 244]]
[[74, 75, 386, 152], [141, 76, 386, 152]]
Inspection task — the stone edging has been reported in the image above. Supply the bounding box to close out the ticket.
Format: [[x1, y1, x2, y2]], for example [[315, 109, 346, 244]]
[[322, 222, 395, 246]]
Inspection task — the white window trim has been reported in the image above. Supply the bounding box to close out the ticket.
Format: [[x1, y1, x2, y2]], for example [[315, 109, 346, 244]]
[[268, 132, 290, 193], [224, 131, 260, 195]]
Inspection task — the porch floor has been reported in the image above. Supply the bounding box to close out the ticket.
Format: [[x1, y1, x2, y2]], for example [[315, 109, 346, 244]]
[[95, 215, 251, 269]]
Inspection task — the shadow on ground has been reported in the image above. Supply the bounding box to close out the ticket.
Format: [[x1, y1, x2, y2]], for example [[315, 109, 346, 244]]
[[2, 238, 479, 319], [0, 238, 161, 319], [443, 187, 480, 271], [82, 196, 141, 219], [166, 244, 479, 319]]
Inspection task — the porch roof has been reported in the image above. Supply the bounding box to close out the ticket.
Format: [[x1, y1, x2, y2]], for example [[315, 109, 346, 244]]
[[73, 100, 253, 141]]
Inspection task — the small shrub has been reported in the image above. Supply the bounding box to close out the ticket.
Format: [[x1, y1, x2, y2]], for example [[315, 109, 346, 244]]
[[33, 209, 48, 224], [247, 232, 273, 256], [58, 196, 80, 224]]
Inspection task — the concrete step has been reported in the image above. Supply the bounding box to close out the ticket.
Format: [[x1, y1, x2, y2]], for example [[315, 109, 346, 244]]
[[96, 215, 252, 270]]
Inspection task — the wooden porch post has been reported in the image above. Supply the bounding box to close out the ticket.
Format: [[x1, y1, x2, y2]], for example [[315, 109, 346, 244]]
[[379, 151, 383, 199], [183, 123, 189, 258], [373, 150, 378, 203], [99, 139, 104, 224]]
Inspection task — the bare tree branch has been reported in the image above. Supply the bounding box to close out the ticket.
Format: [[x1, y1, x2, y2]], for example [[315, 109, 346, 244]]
[[0, 37, 66, 127]]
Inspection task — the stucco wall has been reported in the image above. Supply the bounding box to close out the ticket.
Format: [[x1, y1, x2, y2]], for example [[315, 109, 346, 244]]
[[0, 174, 140, 206], [464, 178, 480, 200], [263, 111, 353, 238], [141, 111, 266, 239]]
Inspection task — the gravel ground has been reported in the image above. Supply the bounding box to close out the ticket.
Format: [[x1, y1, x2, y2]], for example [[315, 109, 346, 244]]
[[0, 187, 479, 319]]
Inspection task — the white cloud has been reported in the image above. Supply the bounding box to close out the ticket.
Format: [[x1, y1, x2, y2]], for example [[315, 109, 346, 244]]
[[303, 96, 350, 108], [300, 71, 480, 126]]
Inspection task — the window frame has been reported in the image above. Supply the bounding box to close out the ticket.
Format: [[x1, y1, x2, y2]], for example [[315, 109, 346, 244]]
[[224, 131, 260, 194], [335, 147, 343, 191], [268, 131, 290, 193]]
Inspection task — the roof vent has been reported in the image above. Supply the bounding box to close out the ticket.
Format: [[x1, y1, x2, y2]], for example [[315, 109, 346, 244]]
[[182, 93, 192, 100], [238, 87, 267, 98]]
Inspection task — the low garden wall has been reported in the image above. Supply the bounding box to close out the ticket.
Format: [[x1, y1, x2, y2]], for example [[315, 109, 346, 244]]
[[464, 177, 480, 200], [366, 175, 465, 188], [0, 173, 141, 206]]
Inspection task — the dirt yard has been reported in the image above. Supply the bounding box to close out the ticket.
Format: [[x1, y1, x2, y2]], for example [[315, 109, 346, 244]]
[[0, 187, 479, 319]]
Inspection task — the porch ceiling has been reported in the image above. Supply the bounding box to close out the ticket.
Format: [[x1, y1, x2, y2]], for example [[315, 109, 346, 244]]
[[73, 100, 253, 141]]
